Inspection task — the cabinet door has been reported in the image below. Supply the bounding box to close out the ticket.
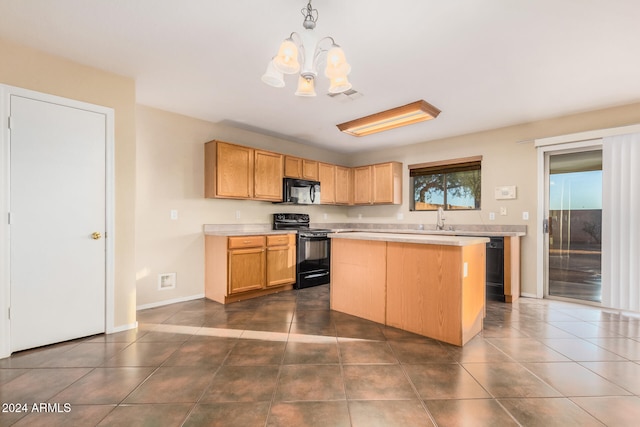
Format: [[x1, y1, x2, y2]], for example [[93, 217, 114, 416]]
[[254, 150, 283, 201], [372, 162, 402, 204], [335, 166, 352, 205], [228, 247, 265, 294], [266, 244, 296, 287], [318, 163, 336, 204], [302, 159, 319, 180], [284, 156, 303, 178], [353, 165, 372, 205], [215, 142, 253, 198]]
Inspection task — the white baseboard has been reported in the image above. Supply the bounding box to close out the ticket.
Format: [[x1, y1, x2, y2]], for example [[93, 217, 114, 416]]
[[108, 322, 138, 334], [520, 292, 538, 298], [136, 293, 205, 311]]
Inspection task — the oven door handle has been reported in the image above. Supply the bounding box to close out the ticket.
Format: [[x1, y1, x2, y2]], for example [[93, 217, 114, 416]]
[[302, 271, 330, 279], [299, 236, 328, 241]]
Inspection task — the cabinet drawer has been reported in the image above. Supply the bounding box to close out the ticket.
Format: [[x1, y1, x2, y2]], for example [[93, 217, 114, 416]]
[[267, 234, 294, 247], [228, 235, 266, 249]]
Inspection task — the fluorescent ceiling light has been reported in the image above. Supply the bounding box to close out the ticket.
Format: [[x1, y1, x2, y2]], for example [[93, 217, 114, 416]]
[[337, 100, 441, 137]]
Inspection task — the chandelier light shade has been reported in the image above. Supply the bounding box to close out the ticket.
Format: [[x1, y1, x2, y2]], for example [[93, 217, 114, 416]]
[[262, 0, 351, 97], [337, 100, 442, 137]]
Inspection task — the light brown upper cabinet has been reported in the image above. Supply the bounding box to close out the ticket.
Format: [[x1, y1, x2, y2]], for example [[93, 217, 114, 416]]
[[284, 155, 303, 178], [335, 165, 352, 205], [353, 161, 402, 205], [353, 165, 372, 205], [206, 141, 253, 199], [372, 162, 402, 204], [318, 162, 336, 204], [254, 150, 284, 201], [302, 159, 319, 180], [284, 156, 318, 181], [205, 140, 283, 201], [206, 140, 401, 206]]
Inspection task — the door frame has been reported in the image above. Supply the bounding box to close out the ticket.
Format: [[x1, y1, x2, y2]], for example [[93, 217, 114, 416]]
[[0, 85, 115, 358], [534, 124, 640, 300]]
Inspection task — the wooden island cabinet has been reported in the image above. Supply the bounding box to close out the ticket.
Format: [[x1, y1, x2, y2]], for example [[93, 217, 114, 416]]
[[205, 233, 296, 304], [330, 232, 489, 346]]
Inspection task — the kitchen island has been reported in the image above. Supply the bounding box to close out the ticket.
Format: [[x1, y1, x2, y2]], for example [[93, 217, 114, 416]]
[[329, 232, 489, 346]]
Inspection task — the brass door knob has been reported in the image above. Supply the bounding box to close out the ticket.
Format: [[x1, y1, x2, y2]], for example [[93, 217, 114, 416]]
[[91, 232, 102, 240]]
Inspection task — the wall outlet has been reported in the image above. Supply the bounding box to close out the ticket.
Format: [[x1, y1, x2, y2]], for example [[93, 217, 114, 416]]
[[489, 212, 496, 220], [522, 211, 529, 220], [397, 212, 404, 220], [500, 207, 507, 216], [323, 213, 328, 219], [358, 213, 362, 220], [235, 210, 241, 219], [170, 209, 178, 220]]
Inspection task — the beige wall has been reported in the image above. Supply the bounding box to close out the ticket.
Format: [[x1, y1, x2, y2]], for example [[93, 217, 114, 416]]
[[135, 105, 349, 307], [347, 102, 640, 296], [0, 38, 137, 328]]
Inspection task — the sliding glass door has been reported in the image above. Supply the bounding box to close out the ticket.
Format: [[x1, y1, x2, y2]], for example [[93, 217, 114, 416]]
[[545, 149, 602, 302]]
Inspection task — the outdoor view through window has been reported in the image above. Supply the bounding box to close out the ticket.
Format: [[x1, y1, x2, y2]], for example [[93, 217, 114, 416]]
[[411, 159, 481, 210], [548, 150, 602, 302]]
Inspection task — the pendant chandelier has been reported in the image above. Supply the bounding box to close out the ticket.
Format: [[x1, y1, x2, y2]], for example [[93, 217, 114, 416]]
[[261, 0, 352, 97]]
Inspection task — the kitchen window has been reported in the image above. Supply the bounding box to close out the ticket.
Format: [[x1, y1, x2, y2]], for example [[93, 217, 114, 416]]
[[409, 156, 482, 211]]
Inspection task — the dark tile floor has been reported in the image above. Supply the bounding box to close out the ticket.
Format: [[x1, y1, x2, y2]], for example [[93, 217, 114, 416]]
[[2, 284, 640, 426]]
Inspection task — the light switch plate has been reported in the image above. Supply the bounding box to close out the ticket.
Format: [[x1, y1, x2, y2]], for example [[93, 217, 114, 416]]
[[522, 211, 529, 220], [500, 207, 507, 216]]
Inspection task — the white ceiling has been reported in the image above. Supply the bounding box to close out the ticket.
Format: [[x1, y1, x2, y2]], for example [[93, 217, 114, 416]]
[[1, 0, 639, 153]]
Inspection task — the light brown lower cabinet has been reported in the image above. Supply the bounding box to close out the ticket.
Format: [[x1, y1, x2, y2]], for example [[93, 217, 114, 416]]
[[266, 234, 296, 287], [228, 246, 265, 294], [205, 234, 296, 304]]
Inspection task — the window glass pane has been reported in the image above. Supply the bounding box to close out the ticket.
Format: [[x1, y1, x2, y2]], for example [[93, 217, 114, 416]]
[[446, 170, 481, 209], [413, 173, 444, 210]]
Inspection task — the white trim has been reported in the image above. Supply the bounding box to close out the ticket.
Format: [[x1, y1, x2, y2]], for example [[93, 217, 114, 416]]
[[520, 292, 538, 299], [136, 294, 205, 311], [0, 86, 10, 359], [534, 124, 640, 147], [536, 139, 603, 301], [0, 85, 115, 358], [110, 321, 138, 333]]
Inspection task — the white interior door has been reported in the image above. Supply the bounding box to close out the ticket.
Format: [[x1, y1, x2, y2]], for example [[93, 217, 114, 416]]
[[10, 94, 106, 352]]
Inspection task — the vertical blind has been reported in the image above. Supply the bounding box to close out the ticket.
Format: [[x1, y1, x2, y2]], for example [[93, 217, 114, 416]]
[[602, 133, 640, 311]]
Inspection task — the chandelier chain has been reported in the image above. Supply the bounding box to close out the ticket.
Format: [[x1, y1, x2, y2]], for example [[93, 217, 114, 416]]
[[301, 0, 318, 29]]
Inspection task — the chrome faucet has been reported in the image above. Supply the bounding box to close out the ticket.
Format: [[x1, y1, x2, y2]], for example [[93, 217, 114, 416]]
[[436, 207, 446, 230]]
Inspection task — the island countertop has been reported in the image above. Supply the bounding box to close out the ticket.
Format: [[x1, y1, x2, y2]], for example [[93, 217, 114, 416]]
[[328, 231, 490, 247]]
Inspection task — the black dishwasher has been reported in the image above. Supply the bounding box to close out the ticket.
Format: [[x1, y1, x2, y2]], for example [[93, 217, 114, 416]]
[[486, 237, 505, 302]]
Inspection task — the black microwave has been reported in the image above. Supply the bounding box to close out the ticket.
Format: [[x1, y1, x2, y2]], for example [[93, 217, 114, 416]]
[[280, 178, 321, 204]]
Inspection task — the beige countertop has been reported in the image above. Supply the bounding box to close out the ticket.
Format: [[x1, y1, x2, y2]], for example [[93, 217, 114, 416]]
[[203, 223, 526, 238], [328, 231, 490, 247], [203, 224, 296, 236], [328, 228, 525, 237]]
